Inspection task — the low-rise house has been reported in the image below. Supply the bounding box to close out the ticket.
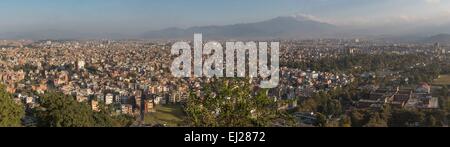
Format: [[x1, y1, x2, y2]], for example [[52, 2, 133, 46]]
[[91, 100, 100, 112], [121, 104, 133, 115], [105, 93, 114, 105]]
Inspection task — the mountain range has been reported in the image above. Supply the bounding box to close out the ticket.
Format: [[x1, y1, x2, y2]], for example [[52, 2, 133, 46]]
[[422, 34, 450, 44], [1, 15, 449, 41], [140, 16, 337, 40]]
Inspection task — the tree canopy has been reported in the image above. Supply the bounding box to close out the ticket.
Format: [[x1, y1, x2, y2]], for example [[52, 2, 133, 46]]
[[183, 78, 293, 127], [34, 91, 134, 127], [0, 85, 25, 127]]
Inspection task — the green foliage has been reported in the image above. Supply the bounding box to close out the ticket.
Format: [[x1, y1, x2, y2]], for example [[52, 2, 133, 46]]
[[339, 115, 352, 127], [34, 91, 134, 127], [350, 110, 367, 127], [13, 63, 37, 73], [318, 99, 342, 117], [0, 85, 25, 127], [439, 85, 449, 112], [282, 53, 442, 85], [34, 92, 95, 127], [365, 112, 388, 127], [282, 52, 450, 127], [282, 53, 428, 72], [424, 115, 437, 127], [387, 109, 447, 127], [315, 113, 327, 127], [112, 115, 135, 127], [93, 111, 134, 127], [145, 104, 185, 127], [346, 108, 447, 127], [298, 98, 317, 112], [422, 110, 447, 127], [388, 109, 424, 127], [184, 78, 282, 127], [298, 87, 346, 120]]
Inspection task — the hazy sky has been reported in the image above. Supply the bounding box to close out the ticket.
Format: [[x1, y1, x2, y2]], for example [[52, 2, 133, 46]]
[[0, 0, 449, 34]]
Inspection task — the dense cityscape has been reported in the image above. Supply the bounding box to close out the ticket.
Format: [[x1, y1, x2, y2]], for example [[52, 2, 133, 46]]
[[1, 0, 450, 129], [0, 38, 449, 127]]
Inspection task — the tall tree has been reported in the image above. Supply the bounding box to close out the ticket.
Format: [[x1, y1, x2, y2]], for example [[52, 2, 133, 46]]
[[389, 110, 424, 127], [424, 115, 437, 127], [315, 113, 327, 127], [34, 91, 134, 127], [340, 115, 352, 127], [34, 92, 95, 127], [184, 78, 282, 127], [350, 110, 365, 127], [365, 112, 388, 127], [0, 85, 25, 127]]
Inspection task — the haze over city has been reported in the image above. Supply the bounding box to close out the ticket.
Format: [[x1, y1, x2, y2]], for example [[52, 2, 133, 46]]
[[1, 0, 450, 39], [0, 0, 449, 130]]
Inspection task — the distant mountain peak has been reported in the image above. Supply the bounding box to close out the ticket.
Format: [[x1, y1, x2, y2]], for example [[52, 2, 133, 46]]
[[423, 33, 450, 44], [431, 33, 450, 37], [290, 13, 329, 23], [140, 15, 337, 40]]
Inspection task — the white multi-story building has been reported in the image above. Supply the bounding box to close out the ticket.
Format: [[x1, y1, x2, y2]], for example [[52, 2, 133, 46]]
[[105, 93, 114, 105], [77, 60, 85, 69]]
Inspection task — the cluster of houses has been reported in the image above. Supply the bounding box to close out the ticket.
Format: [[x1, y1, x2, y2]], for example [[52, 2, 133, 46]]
[[358, 83, 439, 110]]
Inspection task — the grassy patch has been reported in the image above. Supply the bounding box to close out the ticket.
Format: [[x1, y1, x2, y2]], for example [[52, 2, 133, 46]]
[[143, 104, 186, 127], [433, 75, 450, 86]]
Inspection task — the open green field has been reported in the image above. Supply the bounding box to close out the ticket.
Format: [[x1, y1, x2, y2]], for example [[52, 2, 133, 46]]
[[433, 75, 450, 86], [144, 104, 186, 127]]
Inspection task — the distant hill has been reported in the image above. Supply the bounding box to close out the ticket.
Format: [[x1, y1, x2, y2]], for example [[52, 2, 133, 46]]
[[140, 16, 337, 40], [0, 30, 130, 40], [423, 34, 450, 44], [1, 15, 448, 40]]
